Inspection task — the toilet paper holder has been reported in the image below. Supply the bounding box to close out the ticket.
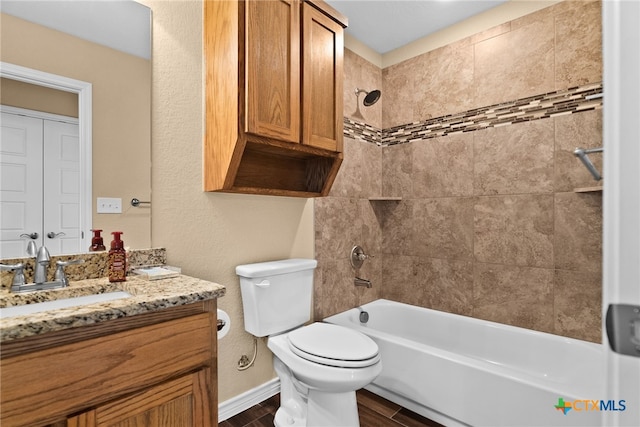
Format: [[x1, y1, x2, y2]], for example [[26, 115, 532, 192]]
[[217, 308, 231, 339]]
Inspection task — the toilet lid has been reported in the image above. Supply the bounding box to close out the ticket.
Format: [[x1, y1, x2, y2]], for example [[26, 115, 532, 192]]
[[288, 323, 380, 368]]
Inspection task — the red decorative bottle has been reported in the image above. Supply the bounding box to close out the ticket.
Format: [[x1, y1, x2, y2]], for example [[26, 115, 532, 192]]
[[108, 231, 127, 282], [89, 229, 106, 251]]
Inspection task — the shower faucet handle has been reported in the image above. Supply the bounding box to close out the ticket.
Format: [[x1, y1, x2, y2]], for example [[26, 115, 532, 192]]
[[356, 252, 374, 261], [350, 245, 373, 269]]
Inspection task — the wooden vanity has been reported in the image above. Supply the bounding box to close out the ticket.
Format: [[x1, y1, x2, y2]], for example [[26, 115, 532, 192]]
[[0, 276, 225, 426]]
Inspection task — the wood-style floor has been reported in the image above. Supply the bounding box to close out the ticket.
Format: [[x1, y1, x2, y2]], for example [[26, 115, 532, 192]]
[[219, 389, 444, 427]]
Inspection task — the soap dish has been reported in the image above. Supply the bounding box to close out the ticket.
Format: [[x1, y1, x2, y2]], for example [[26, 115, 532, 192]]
[[132, 266, 181, 280]]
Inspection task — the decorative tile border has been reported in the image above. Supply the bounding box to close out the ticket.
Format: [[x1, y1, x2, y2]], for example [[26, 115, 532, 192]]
[[344, 82, 603, 146], [343, 118, 381, 145]]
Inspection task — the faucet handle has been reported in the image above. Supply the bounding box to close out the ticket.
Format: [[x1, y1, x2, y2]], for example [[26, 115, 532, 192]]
[[1, 263, 26, 289], [350, 245, 374, 269], [0, 262, 23, 271], [55, 259, 85, 287]]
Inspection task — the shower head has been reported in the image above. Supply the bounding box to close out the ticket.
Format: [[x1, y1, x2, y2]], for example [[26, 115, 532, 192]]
[[355, 88, 381, 107]]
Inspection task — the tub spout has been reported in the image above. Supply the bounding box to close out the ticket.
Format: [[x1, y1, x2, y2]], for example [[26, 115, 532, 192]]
[[354, 277, 372, 288]]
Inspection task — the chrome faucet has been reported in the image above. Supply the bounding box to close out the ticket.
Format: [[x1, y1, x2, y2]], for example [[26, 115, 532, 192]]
[[0, 244, 84, 293], [354, 277, 372, 288], [34, 245, 51, 284]]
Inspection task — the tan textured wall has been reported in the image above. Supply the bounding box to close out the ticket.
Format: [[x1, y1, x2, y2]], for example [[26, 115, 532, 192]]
[[139, 0, 314, 403], [1, 78, 78, 117], [315, 0, 602, 343], [1, 13, 152, 250]]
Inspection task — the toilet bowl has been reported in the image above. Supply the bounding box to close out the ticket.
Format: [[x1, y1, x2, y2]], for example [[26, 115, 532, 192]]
[[236, 259, 382, 426], [268, 323, 382, 426]]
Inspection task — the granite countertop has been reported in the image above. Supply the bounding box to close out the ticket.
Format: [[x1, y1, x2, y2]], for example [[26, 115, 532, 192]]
[[0, 275, 226, 342]]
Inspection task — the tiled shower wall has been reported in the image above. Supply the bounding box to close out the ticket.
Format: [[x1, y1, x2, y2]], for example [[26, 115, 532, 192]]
[[314, 0, 603, 342]]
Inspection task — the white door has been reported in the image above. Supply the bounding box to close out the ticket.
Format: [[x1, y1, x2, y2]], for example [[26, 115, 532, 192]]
[[0, 111, 43, 258], [0, 110, 83, 258], [602, 0, 640, 426], [43, 119, 83, 255]]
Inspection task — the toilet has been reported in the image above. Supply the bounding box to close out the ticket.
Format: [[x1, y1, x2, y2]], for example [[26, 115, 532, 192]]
[[236, 259, 382, 427]]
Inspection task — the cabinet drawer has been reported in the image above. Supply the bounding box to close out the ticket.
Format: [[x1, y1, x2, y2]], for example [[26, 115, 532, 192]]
[[1, 313, 213, 426]]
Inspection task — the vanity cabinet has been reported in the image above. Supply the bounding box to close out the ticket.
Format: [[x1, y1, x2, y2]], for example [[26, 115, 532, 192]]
[[0, 301, 217, 427], [68, 370, 209, 426], [204, 0, 347, 197]]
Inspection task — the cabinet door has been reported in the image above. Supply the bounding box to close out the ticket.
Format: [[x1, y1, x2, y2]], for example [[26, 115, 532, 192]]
[[245, 0, 300, 143], [302, 2, 344, 152], [68, 370, 211, 427]]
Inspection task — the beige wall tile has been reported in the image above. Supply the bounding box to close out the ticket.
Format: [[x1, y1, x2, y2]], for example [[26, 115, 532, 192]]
[[413, 133, 474, 198], [380, 200, 414, 256], [413, 42, 475, 121], [474, 119, 555, 195], [344, 48, 383, 129], [554, 192, 602, 272], [414, 197, 474, 260], [469, 22, 511, 45], [554, 268, 602, 343], [355, 252, 383, 307], [474, 16, 555, 107], [361, 140, 383, 197], [473, 263, 555, 332], [359, 200, 382, 257], [555, 0, 602, 89], [314, 197, 361, 260], [474, 195, 554, 267], [315, 258, 357, 319], [382, 144, 413, 198], [381, 255, 420, 305], [330, 138, 382, 199], [554, 109, 603, 192], [417, 257, 474, 316], [510, 2, 555, 30], [381, 56, 420, 128], [330, 137, 363, 197]]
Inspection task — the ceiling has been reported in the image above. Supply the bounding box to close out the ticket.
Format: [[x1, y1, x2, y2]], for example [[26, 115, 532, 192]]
[[325, 0, 508, 54], [1, 0, 151, 59]]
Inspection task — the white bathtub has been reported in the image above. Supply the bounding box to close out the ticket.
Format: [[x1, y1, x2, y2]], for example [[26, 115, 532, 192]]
[[324, 299, 605, 427]]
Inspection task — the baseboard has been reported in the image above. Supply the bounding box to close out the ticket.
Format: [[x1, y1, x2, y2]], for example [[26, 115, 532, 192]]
[[218, 378, 280, 422]]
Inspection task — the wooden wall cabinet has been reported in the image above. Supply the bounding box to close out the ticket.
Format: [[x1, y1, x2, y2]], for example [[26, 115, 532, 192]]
[[0, 302, 217, 427], [204, 0, 348, 197]]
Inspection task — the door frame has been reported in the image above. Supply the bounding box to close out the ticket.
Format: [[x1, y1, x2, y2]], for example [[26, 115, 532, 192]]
[[1, 62, 92, 252], [602, 0, 640, 426]]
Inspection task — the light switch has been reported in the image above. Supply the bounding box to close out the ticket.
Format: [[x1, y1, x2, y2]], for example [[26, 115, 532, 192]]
[[97, 197, 122, 214]]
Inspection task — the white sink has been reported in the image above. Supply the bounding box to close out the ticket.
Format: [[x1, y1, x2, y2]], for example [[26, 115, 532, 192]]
[[0, 291, 132, 318]]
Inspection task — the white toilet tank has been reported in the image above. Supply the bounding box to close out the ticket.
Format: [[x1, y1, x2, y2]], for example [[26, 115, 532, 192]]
[[236, 259, 318, 337]]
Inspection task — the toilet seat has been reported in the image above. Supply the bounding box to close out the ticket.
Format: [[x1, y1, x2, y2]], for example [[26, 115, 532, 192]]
[[287, 323, 380, 368]]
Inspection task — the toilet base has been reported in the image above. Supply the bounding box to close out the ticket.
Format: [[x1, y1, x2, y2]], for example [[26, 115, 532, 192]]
[[307, 389, 359, 426], [273, 356, 361, 427], [274, 390, 360, 427]]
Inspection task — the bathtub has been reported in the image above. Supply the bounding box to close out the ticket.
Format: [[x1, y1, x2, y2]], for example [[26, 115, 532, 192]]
[[324, 299, 605, 427]]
